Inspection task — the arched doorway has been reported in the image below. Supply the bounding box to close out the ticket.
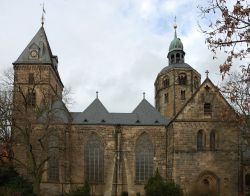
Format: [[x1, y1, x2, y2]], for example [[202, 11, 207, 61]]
[[191, 171, 220, 196]]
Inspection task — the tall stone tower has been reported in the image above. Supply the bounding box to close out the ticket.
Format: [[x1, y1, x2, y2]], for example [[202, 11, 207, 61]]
[[13, 26, 64, 110], [155, 24, 201, 119]]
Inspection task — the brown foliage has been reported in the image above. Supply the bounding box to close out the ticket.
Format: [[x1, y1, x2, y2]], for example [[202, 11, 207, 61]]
[[198, 0, 250, 78]]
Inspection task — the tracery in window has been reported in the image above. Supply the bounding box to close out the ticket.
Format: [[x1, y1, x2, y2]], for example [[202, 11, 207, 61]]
[[210, 131, 216, 150], [48, 134, 59, 181], [197, 130, 204, 151], [85, 133, 104, 184], [178, 73, 187, 85], [135, 133, 154, 183]]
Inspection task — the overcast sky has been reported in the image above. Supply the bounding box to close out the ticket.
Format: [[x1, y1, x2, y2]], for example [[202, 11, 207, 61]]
[[0, 0, 229, 112]]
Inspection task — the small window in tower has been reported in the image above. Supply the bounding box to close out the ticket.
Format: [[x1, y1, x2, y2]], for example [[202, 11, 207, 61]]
[[181, 90, 185, 100], [171, 55, 174, 64], [28, 73, 34, 84], [164, 93, 169, 103], [27, 89, 36, 107], [163, 77, 170, 88], [176, 53, 180, 63], [194, 76, 199, 89], [178, 74, 187, 85], [204, 103, 212, 115]]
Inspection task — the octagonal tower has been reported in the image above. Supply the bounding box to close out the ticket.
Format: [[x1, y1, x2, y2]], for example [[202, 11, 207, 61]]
[[155, 24, 201, 119]]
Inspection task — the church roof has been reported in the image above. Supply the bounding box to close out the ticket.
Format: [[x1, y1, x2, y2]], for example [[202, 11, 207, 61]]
[[71, 98, 169, 125], [13, 26, 64, 86], [14, 26, 53, 65], [158, 62, 195, 76]]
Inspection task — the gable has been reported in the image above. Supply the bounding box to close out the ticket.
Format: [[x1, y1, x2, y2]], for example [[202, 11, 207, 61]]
[[175, 78, 236, 121]]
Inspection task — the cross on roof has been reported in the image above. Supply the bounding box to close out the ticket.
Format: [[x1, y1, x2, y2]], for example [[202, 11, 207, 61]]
[[143, 92, 146, 99], [205, 70, 209, 78], [96, 91, 99, 98]]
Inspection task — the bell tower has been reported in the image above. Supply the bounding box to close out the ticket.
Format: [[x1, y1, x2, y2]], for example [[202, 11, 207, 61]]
[[155, 22, 201, 119], [13, 25, 64, 111]]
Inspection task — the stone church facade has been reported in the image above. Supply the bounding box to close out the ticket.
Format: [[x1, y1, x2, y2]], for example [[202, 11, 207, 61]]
[[12, 24, 243, 196]]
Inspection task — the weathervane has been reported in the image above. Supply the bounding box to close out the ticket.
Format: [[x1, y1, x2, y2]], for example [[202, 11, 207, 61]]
[[41, 3, 46, 26]]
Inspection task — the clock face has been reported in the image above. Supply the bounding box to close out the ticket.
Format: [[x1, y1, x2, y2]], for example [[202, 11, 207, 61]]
[[30, 50, 38, 58]]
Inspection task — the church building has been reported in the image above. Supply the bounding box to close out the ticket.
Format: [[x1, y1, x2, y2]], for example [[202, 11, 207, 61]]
[[12, 22, 241, 196]]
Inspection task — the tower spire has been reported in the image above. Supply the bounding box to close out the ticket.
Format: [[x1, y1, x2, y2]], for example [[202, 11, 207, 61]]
[[173, 16, 177, 38]]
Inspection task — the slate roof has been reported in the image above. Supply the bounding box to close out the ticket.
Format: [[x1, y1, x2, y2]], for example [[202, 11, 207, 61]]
[[14, 26, 53, 65], [13, 26, 63, 86], [158, 63, 194, 76], [71, 98, 169, 125]]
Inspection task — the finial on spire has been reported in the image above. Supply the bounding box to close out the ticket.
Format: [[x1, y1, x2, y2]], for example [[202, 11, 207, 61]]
[[143, 92, 146, 99], [205, 70, 209, 78], [96, 91, 99, 98], [41, 3, 46, 26], [173, 16, 177, 38]]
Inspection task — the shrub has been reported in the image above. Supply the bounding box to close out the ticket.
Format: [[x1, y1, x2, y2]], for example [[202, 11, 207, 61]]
[[66, 181, 91, 196], [144, 169, 183, 196], [0, 166, 34, 196], [121, 191, 128, 196]]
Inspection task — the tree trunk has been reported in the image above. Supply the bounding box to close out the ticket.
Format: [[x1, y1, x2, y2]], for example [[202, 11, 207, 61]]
[[33, 178, 41, 196]]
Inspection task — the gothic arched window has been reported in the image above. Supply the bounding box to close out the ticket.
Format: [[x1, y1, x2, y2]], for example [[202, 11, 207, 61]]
[[135, 133, 154, 183], [48, 134, 59, 181], [85, 133, 104, 184], [210, 131, 216, 150], [197, 130, 204, 151]]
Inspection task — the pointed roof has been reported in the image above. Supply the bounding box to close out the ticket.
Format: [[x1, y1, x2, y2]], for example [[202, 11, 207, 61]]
[[133, 99, 169, 124], [71, 98, 169, 125], [72, 98, 109, 123], [14, 26, 53, 65], [13, 26, 64, 86]]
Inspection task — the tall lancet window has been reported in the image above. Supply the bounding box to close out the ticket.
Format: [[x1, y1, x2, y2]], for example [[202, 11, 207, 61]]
[[135, 133, 154, 183], [197, 130, 205, 151], [48, 134, 59, 181], [85, 133, 104, 184]]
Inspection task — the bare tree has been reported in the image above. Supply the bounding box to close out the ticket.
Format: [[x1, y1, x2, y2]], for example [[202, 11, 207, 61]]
[[220, 72, 250, 136], [0, 69, 14, 163], [198, 0, 250, 78], [0, 68, 71, 195]]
